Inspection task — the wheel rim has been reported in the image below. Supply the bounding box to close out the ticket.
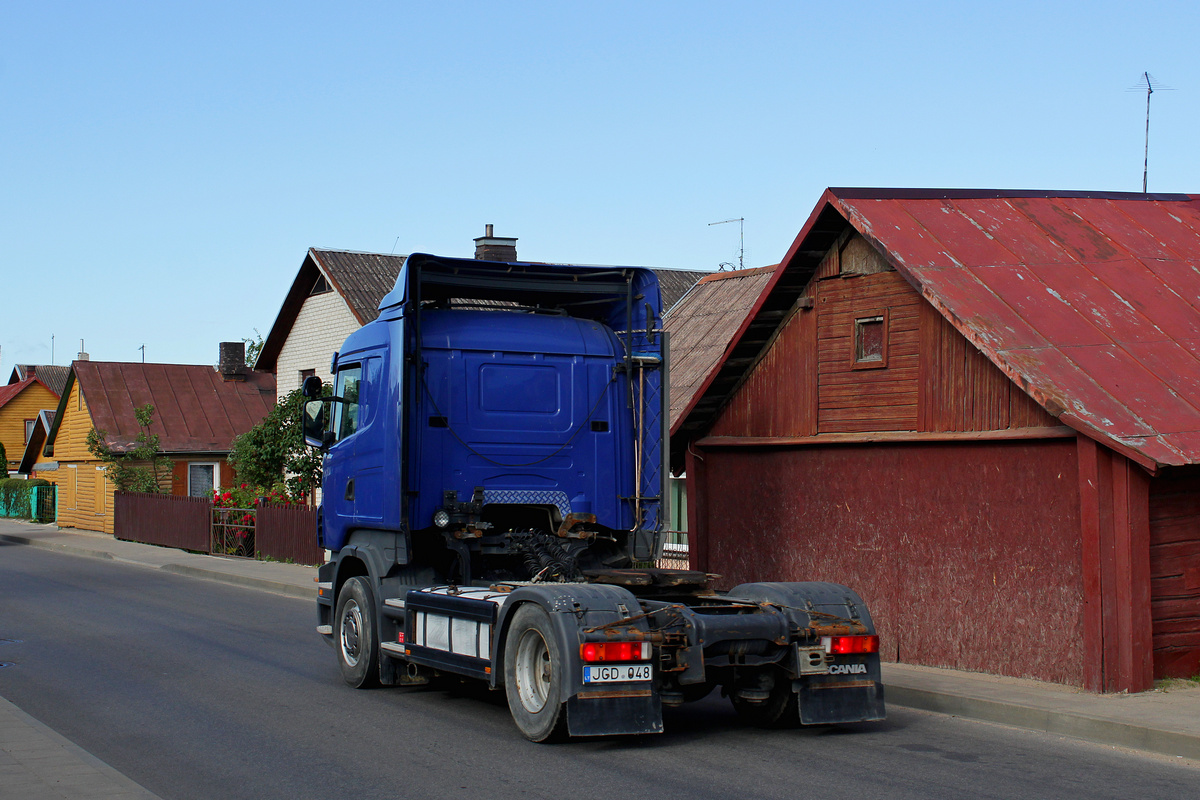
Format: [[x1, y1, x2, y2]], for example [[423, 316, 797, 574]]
[[340, 599, 362, 667], [514, 628, 552, 713]]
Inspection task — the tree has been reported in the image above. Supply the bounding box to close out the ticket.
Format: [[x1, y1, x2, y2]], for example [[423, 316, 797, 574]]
[[86, 404, 172, 492], [227, 387, 324, 502], [243, 329, 264, 368]]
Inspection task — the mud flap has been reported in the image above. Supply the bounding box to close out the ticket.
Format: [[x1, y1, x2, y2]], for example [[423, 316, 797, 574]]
[[797, 679, 886, 725], [566, 692, 664, 737]]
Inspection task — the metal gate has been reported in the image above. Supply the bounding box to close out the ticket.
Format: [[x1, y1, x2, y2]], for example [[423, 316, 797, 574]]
[[33, 485, 56, 523], [212, 506, 255, 558]]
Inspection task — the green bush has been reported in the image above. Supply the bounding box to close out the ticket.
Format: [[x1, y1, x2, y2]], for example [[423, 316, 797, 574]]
[[0, 478, 50, 519]]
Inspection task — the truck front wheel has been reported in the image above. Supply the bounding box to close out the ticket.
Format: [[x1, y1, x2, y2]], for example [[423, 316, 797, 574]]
[[503, 604, 568, 742], [335, 576, 380, 689]]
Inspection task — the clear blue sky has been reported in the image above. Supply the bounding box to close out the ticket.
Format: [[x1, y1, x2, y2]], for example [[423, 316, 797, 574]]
[[3, 1, 1198, 371]]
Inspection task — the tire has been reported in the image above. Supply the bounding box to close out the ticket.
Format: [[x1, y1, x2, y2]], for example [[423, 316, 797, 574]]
[[730, 671, 799, 728], [503, 604, 568, 742], [335, 576, 380, 689]]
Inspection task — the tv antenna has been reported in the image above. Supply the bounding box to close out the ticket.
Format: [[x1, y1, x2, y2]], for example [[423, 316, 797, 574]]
[[709, 217, 744, 271], [1129, 72, 1174, 193]]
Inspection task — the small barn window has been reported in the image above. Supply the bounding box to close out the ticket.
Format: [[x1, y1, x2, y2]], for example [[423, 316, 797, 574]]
[[853, 313, 888, 369]]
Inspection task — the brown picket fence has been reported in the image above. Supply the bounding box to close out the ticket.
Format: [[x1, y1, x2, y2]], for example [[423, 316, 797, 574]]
[[115, 492, 323, 565]]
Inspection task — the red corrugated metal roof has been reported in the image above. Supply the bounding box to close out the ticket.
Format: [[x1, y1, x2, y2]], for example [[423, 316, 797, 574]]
[[71, 361, 276, 453], [834, 189, 1200, 469], [0, 376, 47, 410], [676, 188, 1200, 471]]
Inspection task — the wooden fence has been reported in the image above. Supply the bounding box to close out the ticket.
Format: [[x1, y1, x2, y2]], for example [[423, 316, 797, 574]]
[[258, 504, 323, 564], [115, 491, 682, 571], [115, 492, 323, 565], [115, 492, 210, 551]]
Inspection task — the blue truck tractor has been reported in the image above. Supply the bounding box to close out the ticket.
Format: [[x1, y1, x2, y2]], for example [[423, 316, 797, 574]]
[[302, 252, 885, 741]]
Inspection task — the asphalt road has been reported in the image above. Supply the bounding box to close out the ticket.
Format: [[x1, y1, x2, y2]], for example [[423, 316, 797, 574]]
[[1, 542, 1198, 800]]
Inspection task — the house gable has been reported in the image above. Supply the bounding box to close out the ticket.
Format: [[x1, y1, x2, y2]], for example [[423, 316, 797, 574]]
[[707, 233, 1056, 440], [0, 378, 60, 470], [274, 287, 362, 398]]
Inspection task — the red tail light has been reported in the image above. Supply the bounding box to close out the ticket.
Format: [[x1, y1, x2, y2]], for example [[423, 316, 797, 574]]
[[579, 641, 651, 662], [824, 635, 879, 655]]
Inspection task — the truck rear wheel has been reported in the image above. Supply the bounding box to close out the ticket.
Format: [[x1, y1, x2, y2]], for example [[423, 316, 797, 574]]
[[503, 604, 568, 742], [730, 672, 798, 728], [336, 576, 380, 689]]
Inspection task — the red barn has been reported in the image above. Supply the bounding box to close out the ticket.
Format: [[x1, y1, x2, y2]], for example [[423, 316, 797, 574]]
[[672, 188, 1200, 693]]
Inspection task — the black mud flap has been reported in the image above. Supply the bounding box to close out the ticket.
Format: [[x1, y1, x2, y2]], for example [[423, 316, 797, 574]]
[[566, 692, 663, 737], [797, 679, 886, 725]]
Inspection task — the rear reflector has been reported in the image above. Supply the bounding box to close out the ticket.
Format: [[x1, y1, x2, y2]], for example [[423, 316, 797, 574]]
[[579, 641, 651, 662], [822, 635, 879, 655]]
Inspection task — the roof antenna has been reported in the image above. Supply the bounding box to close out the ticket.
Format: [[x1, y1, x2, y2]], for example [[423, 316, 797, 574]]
[[1130, 72, 1174, 193], [708, 217, 744, 271], [389, 236, 400, 256], [139, 344, 146, 363]]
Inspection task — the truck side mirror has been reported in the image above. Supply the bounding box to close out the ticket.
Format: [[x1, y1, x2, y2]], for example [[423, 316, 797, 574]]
[[301, 375, 324, 398], [302, 399, 328, 448]]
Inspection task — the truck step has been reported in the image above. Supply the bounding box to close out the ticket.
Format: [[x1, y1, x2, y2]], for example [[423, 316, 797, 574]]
[[316, 624, 332, 636]]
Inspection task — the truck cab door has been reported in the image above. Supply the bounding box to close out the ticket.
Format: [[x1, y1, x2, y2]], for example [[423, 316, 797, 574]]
[[323, 362, 362, 549]]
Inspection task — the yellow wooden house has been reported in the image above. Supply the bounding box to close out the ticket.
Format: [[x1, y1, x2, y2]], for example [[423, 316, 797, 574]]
[[43, 350, 276, 534], [0, 370, 63, 475]]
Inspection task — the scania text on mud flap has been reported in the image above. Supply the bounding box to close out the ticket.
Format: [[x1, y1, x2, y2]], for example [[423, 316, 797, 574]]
[[303, 253, 886, 741]]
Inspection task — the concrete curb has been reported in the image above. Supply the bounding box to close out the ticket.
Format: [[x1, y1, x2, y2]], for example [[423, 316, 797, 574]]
[[0, 533, 312, 602], [886, 685, 1200, 761], [0, 534, 114, 561], [158, 563, 314, 601]]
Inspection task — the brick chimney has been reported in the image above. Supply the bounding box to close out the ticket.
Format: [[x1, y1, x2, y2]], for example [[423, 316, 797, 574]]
[[218, 341, 246, 381], [473, 224, 518, 262]]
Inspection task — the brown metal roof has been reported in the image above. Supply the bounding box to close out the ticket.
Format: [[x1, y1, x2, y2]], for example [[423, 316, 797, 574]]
[[257, 247, 706, 372], [68, 361, 276, 454], [675, 188, 1200, 471], [664, 265, 776, 430]]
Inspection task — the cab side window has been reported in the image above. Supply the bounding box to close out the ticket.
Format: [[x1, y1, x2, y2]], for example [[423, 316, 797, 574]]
[[332, 364, 362, 441]]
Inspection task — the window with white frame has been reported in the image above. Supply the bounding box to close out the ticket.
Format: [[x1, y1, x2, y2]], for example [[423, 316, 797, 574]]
[[188, 462, 219, 498]]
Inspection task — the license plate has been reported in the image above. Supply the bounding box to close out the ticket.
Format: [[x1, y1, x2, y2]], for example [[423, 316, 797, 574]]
[[583, 664, 653, 683]]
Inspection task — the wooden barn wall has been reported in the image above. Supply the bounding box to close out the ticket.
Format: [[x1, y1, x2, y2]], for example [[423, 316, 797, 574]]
[[1076, 438, 1153, 692], [816, 271, 922, 433], [693, 439, 1085, 684], [919, 306, 1058, 431], [1148, 465, 1200, 679], [708, 307, 817, 438]]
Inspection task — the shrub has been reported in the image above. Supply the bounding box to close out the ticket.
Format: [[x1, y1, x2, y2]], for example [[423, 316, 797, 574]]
[[0, 477, 50, 519]]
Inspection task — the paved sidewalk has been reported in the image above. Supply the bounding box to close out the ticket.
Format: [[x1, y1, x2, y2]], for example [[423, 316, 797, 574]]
[[0, 695, 160, 799], [2, 516, 1200, 788]]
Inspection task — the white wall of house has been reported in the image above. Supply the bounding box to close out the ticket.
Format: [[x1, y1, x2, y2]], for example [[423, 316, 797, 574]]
[[275, 291, 361, 398]]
